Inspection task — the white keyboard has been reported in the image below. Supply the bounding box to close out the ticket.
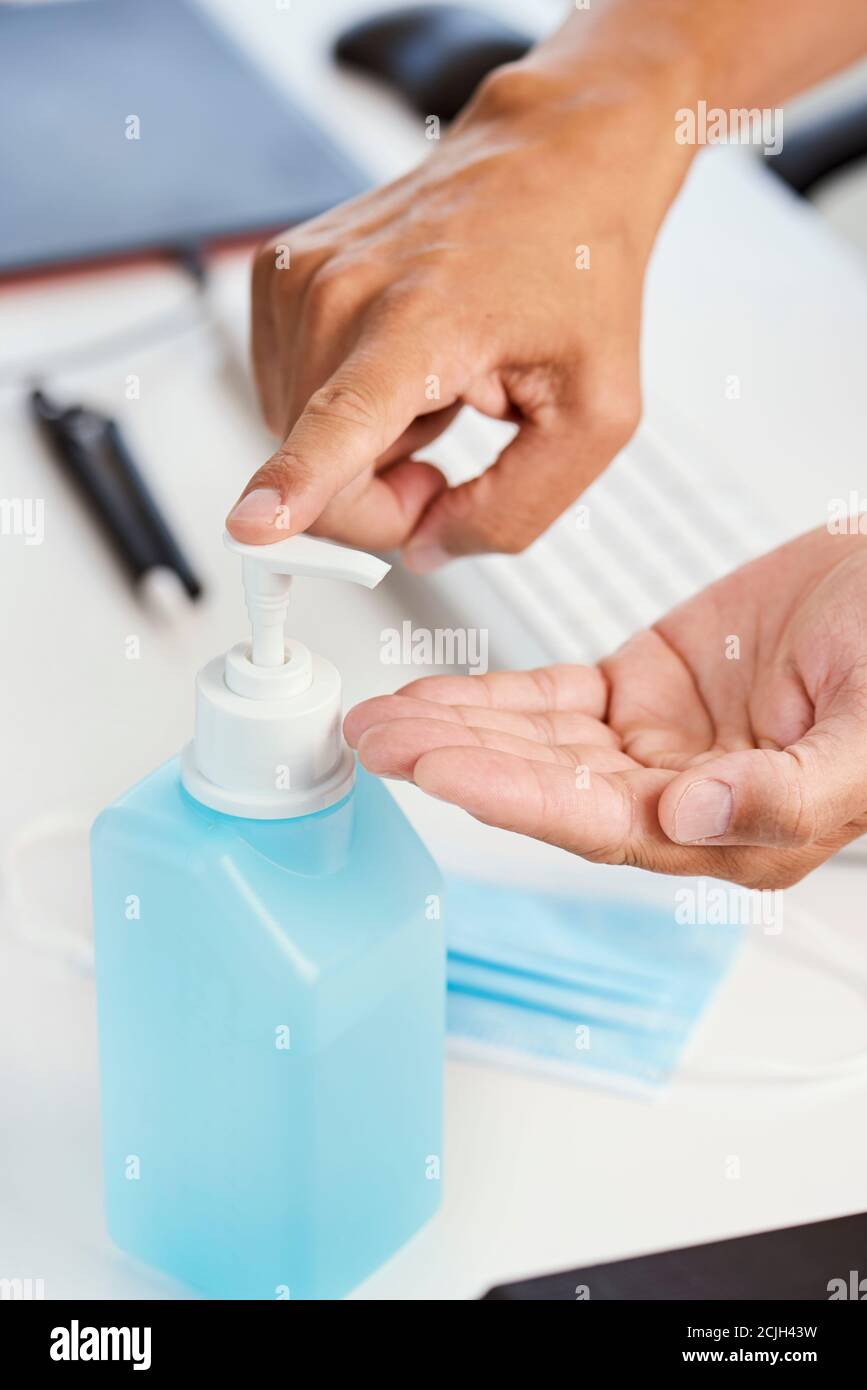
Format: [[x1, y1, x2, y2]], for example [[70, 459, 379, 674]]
[[425, 406, 787, 669]]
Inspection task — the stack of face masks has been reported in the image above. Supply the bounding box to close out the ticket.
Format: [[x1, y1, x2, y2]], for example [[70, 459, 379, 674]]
[[444, 877, 741, 1092]]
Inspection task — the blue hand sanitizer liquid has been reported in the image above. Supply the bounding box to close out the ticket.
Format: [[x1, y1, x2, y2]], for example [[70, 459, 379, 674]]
[[91, 534, 444, 1299]]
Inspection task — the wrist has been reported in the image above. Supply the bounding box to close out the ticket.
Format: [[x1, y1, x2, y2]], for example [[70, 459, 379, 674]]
[[462, 52, 698, 236]]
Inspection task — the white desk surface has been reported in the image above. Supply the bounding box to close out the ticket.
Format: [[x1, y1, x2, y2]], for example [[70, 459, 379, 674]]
[[1, 0, 867, 1301]]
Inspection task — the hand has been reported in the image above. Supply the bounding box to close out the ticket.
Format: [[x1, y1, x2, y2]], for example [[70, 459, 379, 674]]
[[345, 527, 867, 888], [228, 1, 867, 565], [227, 54, 689, 566]]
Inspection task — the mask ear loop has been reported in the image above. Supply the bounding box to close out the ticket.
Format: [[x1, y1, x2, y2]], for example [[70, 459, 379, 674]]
[[0, 813, 94, 974], [680, 900, 867, 1086]]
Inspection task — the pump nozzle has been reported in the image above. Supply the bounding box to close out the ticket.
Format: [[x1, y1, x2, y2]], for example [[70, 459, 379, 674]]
[[181, 533, 391, 819], [224, 532, 390, 667]]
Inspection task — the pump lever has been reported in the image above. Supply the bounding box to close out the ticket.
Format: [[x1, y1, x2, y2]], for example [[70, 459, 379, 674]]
[[224, 531, 390, 589]]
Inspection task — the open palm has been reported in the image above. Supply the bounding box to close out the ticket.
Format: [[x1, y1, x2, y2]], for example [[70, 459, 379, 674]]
[[345, 527, 867, 888]]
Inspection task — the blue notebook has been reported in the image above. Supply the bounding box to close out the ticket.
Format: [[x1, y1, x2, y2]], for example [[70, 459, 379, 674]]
[[0, 0, 367, 274]]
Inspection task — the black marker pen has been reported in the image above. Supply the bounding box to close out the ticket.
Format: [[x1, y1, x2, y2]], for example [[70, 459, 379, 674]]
[[31, 388, 202, 613]]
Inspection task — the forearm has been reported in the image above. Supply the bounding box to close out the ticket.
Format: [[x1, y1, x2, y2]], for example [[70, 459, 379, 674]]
[[452, 0, 867, 261], [530, 0, 867, 111]]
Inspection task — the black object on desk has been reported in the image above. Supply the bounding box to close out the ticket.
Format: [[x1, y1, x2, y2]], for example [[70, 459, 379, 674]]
[[767, 93, 867, 197], [32, 389, 202, 604], [483, 1209, 867, 1300], [0, 0, 367, 276], [335, 4, 533, 121]]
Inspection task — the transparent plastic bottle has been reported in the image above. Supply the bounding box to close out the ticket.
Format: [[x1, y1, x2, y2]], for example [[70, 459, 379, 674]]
[[91, 534, 444, 1299]]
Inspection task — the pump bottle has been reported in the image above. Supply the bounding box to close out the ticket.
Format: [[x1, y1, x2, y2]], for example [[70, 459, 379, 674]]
[[91, 533, 444, 1300]]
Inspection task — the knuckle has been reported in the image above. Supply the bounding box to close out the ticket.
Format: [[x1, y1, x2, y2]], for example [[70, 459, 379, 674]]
[[783, 776, 816, 848], [588, 384, 642, 449], [267, 248, 321, 312], [468, 511, 533, 557], [766, 749, 817, 848], [253, 234, 277, 273], [743, 858, 810, 891], [251, 261, 268, 300], [254, 452, 307, 490], [496, 526, 535, 556], [252, 241, 278, 299], [530, 711, 558, 744], [472, 63, 555, 120], [256, 232, 299, 280], [774, 865, 807, 889], [458, 474, 539, 555], [375, 280, 433, 324], [305, 261, 358, 320], [306, 377, 379, 430]]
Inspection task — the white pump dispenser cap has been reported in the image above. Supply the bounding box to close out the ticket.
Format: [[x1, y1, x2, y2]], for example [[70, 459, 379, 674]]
[[181, 532, 390, 819]]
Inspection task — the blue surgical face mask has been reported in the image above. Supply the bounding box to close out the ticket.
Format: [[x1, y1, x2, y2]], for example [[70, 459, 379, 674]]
[[444, 877, 741, 1092]]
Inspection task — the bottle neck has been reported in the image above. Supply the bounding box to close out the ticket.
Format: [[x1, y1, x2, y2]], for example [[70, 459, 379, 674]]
[[182, 774, 356, 872]]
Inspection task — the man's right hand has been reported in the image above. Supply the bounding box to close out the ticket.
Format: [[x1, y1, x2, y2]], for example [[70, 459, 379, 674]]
[[228, 52, 688, 567], [227, 0, 867, 568]]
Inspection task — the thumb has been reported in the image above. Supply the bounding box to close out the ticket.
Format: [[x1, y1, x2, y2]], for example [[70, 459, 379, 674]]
[[658, 711, 867, 850], [226, 339, 436, 543]]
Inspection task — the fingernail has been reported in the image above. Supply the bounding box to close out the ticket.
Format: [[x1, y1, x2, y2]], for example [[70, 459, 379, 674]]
[[403, 542, 449, 574], [227, 488, 284, 529], [673, 779, 733, 843]]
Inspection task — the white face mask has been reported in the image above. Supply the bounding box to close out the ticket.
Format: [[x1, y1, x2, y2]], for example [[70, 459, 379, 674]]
[[444, 876, 742, 1093]]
